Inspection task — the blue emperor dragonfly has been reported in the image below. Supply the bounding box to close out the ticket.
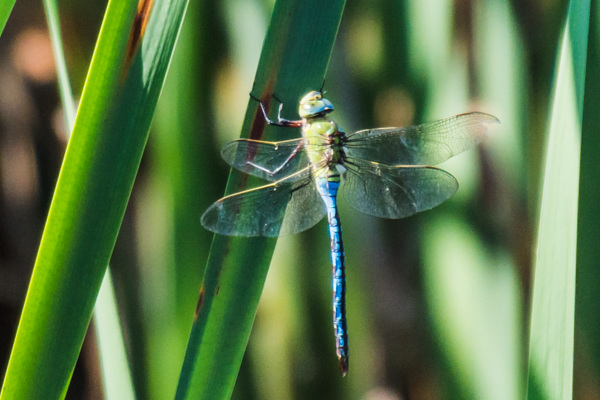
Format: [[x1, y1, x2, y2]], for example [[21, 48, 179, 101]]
[[202, 91, 499, 376]]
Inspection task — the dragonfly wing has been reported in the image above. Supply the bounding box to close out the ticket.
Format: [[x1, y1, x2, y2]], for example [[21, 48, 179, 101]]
[[221, 138, 310, 182], [346, 112, 499, 166], [341, 160, 458, 219], [201, 171, 326, 237]]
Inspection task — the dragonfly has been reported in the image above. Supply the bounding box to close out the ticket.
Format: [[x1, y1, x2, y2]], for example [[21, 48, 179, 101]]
[[201, 91, 499, 376]]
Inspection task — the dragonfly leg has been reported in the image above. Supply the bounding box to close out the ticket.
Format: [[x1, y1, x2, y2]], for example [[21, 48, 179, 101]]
[[245, 141, 305, 178], [271, 142, 304, 175], [245, 161, 278, 176], [250, 93, 303, 128], [319, 79, 326, 94]]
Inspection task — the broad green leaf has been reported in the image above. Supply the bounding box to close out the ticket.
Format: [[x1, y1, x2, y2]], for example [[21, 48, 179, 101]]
[[527, 1, 590, 399], [0, 2, 138, 397], [43, 0, 134, 398], [0, 0, 189, 397]]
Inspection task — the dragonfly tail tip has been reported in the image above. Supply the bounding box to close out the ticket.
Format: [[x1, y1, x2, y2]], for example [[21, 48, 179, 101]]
[[339, 356, 349, 377]]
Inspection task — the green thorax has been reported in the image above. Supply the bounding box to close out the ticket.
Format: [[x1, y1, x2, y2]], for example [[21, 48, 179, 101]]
[[302, 115, 346, 178]]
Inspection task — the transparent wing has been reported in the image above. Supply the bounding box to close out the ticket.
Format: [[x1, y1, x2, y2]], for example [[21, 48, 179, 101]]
[[221, 138, 312, 182], [346, 112, 499, 166], [341, 159, 459, 219], [201, 169, 326, 237]]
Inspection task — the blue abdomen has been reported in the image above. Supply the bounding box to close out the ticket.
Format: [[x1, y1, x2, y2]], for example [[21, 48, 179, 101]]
[[316, 174, 349, 375]]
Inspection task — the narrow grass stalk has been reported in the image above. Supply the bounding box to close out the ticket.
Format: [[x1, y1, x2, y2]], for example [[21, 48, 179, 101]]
[[43, 0, 76, 127], [94, 270, 135, 399], [175, 0, 346, 398], [575, 0, 600, 384], [527, 0, 590, 399]]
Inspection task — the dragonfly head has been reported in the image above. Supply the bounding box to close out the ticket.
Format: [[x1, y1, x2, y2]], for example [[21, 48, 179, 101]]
[[298, 91, 334, 118]]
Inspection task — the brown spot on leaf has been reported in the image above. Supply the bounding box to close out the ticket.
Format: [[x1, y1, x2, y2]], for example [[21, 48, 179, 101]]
[[126, 0, 154, 65], [194, 286, 205, 320]]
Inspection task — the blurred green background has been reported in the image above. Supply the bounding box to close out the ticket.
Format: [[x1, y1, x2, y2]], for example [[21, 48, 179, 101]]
[[0, 0, 598, 398]]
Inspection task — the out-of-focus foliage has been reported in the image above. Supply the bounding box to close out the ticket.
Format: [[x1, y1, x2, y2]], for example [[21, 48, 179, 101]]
[[0, 0, 598, 398]]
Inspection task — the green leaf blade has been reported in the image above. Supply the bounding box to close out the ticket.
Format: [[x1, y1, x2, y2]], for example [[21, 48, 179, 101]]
[[527, 1, 591, 399], [0, 0, 190, 397], [1, 2, 139, 397]]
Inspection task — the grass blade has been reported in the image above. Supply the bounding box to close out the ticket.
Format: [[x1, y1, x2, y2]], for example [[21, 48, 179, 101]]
[[1, 2, 138, 397], [175, 0, 346, 398], [527, 1, 590, 399], [43, 0, 134, 397], [0, 0, 189, 396], [94, 270, 135, 399]]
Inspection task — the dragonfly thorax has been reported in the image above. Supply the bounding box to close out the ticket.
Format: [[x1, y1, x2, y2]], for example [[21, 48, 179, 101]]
[[302, 116, 347, 168]]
